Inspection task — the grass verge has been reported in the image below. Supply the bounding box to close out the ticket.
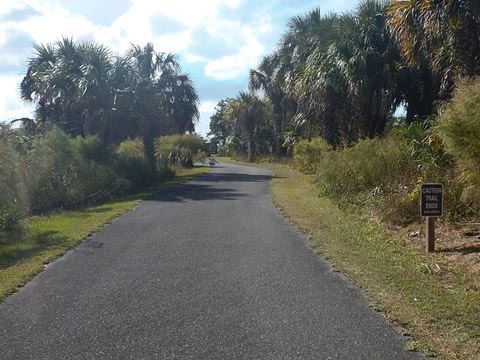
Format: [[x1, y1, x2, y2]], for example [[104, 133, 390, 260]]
[[0, 166, 208, 302], [219, 157, 479, 360]]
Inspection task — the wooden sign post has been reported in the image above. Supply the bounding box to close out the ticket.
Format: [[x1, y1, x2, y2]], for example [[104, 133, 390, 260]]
[[420, 184, 443, 253]]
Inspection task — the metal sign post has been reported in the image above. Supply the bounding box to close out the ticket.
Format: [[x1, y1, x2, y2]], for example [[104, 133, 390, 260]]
[[420, 184, 443, 253]]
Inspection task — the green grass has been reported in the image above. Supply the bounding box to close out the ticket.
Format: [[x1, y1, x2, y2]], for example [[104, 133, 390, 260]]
[[218, 157, 479, 360], [0, 166, 208, 302]]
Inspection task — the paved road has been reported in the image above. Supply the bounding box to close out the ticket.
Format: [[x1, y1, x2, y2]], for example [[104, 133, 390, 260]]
[[0, 163, 423, 359]]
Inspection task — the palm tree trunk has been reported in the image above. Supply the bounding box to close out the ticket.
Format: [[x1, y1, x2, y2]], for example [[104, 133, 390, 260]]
[[246, 134, 253, 162], [272, 102, 283, 155], [143, 134, 157, 177]]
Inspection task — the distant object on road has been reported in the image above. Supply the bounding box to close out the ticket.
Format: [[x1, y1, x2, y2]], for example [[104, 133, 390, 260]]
[[204, 142, 217, 155]]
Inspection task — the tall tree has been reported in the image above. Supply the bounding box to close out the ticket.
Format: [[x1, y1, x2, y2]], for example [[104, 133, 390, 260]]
[[275, 2, 400, 144], [346, 0, 399, 138], [225, 92, 268, 161], [208, 99, 232, 148], [21, 40, 199, 174], [388, 0, 480, 97], [21, 39, 115, 139], [249, 54, 286, 154], [124, 44, 198, 173]]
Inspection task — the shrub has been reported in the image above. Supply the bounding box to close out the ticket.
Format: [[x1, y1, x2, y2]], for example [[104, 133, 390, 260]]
[[0, 204, 21, 232], [70, 136, 120, 203], [27, 129, 78, 213], [0, 127, 29, 225], [27, 130, 121, 212], [0, 127, 179, 221], [70, 159, 118, 205], [72, 135, 111, 163], [298, 124, 460, 225], [293, 138, 331, 174], [116, 138, 144, 159], [114, 139, 156, 191], [156, 134, 206, 168], [316, 134, 412, 196], [436, 77, 480, 205]]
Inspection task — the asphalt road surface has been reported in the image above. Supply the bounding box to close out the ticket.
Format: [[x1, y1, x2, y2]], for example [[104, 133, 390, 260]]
[[0, 162, 424, 359]]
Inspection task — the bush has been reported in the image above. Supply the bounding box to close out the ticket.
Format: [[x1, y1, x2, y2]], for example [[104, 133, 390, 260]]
[[316, 134, 412, 196], [292, 124, 461, 225], [27, 129, 78, 212], [293, 138, 331, 174], [28, 130, 121, 212], [71, 136, 121, 203], [436, 77, 480, 205], [114, 139, 157, 191], [116, 138, 144, 159], [0, 127, 179, 222], [156, 134, 206, 168], [0, 127, 29, 224], [0, 204, 21, 232], [72, 135, 111, 163]]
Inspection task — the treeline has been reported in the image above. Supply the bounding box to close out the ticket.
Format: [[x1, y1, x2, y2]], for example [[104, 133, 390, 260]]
[[0, 39, 204, 233], [209, 0, 480, 222]]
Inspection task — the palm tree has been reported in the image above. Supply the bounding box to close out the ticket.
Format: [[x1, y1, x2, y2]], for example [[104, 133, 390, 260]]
[[163, 73, 199, 135], [270, 10, 359, 146], [10, 118, 41, 136], [125, 44, 199, 173], [75, 42, 115, 139], [388, 0, 480, 97], [21, 38, 115, 138], [297, 43, 353, 146], [225, 92, 268, 161], [298, 1, 399, 142], [347, 0, 399, 138], [249, 54, 286, 154], [392, 62, 438, 123], [20, 42, 59, 128]]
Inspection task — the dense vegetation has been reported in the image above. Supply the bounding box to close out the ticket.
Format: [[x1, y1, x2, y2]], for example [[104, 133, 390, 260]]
[[209, 0, 480, 224], [0, 40, 204, 234]]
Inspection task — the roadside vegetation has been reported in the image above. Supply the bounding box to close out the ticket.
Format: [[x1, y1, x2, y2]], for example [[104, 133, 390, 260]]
[[211, 1, 480, 358], [209, 0, 480, 231], [264, 163, 480, 359], [0, 166, 207, 302], [1, 39, 208, 298]]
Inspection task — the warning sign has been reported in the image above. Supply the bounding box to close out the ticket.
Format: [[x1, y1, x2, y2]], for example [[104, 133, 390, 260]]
[[421, 183, 443, 217]]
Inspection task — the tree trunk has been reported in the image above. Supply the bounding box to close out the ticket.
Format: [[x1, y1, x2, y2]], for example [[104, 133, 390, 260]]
[[143, 134, 157, 177], [246, 134, 253, 162], [272, 103, 282, 155]]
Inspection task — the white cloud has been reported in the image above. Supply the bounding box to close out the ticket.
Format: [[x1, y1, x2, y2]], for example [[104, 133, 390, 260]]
[[196, 100, 218, 136], [0, 75, 35, 122], [204, 28, 265, 80], [2, 0, 352, 126], [199, 100, 217, 114], [0, 0, 258, 122], [155, 31, 192, 54], [2, 1, 99, 44], [184, 52, 208, 63]]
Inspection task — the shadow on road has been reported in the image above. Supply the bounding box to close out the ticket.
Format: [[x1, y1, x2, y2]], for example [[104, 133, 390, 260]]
[[194, 172, 272, 183], [151, 183, 246, 202], [149, 171, 273, 202]]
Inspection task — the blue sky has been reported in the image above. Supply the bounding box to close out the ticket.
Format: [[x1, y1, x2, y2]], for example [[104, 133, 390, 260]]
[[0, 0, 358, 136]]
